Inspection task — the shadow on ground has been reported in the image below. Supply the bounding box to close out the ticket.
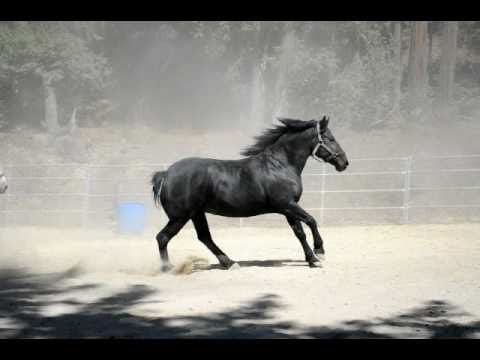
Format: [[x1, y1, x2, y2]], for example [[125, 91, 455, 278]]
[[203, 259, 307, 271], [0, 267, 479, 338]]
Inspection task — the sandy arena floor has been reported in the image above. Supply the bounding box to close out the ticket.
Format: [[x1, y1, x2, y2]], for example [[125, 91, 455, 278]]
[[0, 223, 479, 338]]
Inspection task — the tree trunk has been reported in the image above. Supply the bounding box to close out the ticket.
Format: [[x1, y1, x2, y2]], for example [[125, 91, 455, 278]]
[[393, 21, 402, 112], [428, 22, 434, 73], [249, 22, 276, 127], [407, 21, 429, 109], [439, 21, 458, 105], [41, 74, 60, 133], [250, 66, 266, 127], [273, 23, 295, 120], [249, 22, 266, 127]]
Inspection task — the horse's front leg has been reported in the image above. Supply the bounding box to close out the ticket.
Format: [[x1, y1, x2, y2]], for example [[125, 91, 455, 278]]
[[283, 202, 325, 261], [285, 216, 321, 267]]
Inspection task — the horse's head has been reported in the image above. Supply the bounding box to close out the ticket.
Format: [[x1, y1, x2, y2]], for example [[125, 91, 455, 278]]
[[0, 169, 7, 193], [311, 116, 349, 172]]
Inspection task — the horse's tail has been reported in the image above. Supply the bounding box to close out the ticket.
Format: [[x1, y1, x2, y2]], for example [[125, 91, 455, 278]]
[[151, 170, 167, 208]]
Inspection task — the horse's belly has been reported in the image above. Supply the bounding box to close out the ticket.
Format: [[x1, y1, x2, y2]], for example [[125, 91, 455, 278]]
[[205, 208, 269, 217], [205, 206, 268, 218], [204, 193, 269, 217]]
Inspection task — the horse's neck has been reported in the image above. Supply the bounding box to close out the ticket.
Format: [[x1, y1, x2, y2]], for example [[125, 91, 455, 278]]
[[270, 133, 314, 175]]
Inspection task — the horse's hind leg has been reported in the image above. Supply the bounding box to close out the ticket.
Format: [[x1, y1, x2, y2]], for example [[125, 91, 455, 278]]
[[192, 212, 238, 269], [286, 216, 321, 268], [156, 218, 188, 272]]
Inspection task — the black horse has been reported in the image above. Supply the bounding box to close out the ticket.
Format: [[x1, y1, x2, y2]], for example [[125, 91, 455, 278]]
[[151, 116, 348, 271]]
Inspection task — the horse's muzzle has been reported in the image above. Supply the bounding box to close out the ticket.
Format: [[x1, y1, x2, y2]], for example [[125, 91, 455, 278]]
[[335, 161, 348, 172]]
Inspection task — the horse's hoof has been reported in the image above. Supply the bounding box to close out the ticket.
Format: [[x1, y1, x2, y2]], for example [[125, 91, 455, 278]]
[[308, 261, 322, 268], [316, 254, 326, 262], [219, 255, 238, 270], [314, 248, 325, 256], [161, 263, 174, 273], [229, 262, 241, 270]]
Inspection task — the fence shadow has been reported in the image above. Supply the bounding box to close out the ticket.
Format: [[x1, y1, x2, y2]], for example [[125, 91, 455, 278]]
[[0, 267, 479, 338]]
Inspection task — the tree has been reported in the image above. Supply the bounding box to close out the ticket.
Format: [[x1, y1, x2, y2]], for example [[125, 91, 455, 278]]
[[392, 21, 403, 113], [407, 21, 429, 110], [272, 23, 296, 120], [439, 21, 458, 106], [0, 22, 110, 133]]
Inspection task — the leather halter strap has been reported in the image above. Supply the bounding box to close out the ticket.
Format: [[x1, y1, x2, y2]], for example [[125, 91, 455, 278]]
[[311, 120, 344, 163]]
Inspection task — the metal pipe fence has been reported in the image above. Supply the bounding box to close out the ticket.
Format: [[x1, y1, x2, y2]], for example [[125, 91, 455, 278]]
[[1, 155, 480, 227]]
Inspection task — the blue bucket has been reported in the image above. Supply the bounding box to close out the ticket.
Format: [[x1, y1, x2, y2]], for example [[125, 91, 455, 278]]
[[116, 202, 146, 234]]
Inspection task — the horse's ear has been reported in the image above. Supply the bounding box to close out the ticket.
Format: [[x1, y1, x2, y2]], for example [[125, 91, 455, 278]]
[[277, 117, 316, 130], [319, 116, 330, 132]]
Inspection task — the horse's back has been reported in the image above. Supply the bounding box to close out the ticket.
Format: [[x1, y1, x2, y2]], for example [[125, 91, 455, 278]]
[[166, 157, 249, 177], [161, 157, 239, 216], [162, 157, 268, 218], [164, 157, 214, 192]]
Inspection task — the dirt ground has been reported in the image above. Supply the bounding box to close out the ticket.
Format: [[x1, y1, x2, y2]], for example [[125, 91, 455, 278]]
[[0, 223, 479, 338]]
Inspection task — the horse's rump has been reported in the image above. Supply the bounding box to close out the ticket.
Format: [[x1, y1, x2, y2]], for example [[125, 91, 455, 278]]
[[151, 170, 167, 207], [155, 157, 269, 218]]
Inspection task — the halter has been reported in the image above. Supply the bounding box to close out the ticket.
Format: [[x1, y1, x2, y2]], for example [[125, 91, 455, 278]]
[[311, 120, 344, 163]]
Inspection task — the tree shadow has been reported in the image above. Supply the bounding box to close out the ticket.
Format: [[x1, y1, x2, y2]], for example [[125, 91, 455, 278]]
[[0, 267, 479, 338], [303, 299, 480, 338]]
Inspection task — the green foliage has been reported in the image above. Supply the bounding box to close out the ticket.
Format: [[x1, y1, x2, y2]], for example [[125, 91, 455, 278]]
[[0, 22, 110, 89], [0, 22, 111, 129], [273, 22, 402, 127], [2, 21, 480, 131], [327, 22, 400, 126], [325, 53, 369, 124], [209, 21, 410, 128], [280, 38, 338, 118]]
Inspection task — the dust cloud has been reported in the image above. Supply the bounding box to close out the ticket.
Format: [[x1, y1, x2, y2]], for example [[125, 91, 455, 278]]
[[1, 21, 480, 276]]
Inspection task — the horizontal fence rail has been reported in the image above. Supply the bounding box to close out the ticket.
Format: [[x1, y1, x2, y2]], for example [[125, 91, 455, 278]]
[[2, 155, 480, 228]]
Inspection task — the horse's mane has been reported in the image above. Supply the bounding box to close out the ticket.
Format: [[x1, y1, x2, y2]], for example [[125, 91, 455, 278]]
[[240, 125, 289, 157], [240, 118, 316, 157]]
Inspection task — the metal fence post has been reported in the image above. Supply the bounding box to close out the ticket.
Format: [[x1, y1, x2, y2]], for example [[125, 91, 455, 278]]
[[83, 165, 90, 229], [403, 157, 412, 224], [320, 162, 326, 226]]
